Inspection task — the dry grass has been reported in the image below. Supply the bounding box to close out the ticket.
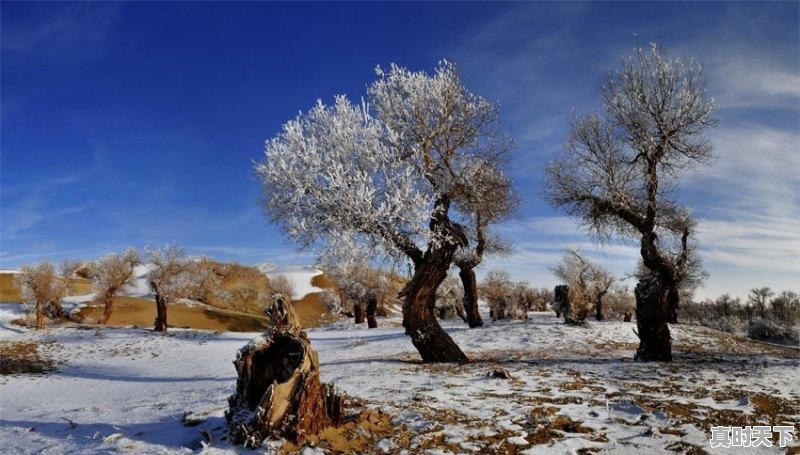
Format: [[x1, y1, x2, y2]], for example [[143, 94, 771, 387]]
[[0, 340, 55, 375], [282, 404, 410, 454]]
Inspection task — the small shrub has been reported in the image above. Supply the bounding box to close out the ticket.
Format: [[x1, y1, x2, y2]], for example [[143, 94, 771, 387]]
[[747, 320, 799, 346]]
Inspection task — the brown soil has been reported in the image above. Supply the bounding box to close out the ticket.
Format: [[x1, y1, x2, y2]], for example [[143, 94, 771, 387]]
[[76, 297, 271, 332], [0, 341, 55, 375]]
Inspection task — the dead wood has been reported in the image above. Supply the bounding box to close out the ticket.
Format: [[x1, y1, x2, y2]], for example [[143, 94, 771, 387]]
[[227, 294, 344, 447]]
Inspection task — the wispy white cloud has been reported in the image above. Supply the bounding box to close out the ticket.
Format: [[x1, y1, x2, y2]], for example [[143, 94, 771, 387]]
[[1, 3, 122, 65], [0, 175, 91, 239], [714, 61, 800, 110]]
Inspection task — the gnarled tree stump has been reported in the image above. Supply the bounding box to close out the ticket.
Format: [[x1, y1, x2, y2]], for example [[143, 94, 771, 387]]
[[554, 284, 572, 323], [227, 294, 344, 447]]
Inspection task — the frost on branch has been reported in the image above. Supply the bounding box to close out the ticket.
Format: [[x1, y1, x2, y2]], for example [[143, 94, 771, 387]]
[[13, 261, 68, 330], [543, 42, 717, 361], [255, 60, 515, 363]]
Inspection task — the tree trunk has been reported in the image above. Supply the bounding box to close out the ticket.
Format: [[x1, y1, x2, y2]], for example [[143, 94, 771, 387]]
[[154, 292, 168, 333], [401, 251, 469, 363], [595, 288, 609, 321], [35, 302, 44, 330], [634, 274, 672, 361], [353, 302, 365, 324], [101, 291, 114, 324], [554, 285, 572, 323], [366, 294, 377, 329], [228, 294, 344, 447], [666, 285, 679, 324], [458, 268, 483, 328]]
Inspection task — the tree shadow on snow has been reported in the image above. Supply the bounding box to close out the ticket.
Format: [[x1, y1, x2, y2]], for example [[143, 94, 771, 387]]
[[0, 413, 224, 452]]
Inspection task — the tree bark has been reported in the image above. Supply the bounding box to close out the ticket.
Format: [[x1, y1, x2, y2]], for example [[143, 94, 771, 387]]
[[634, 274, 672, 361], [353, 302, 365, 324], [666, 285, 679, 324], [401, 251, 469, 363], [554, 285, 572, 324], [635, 234, 674, 361], [153, 292, 168, 333], [366, 294, 377, 329], [458, 268, 483, 328], [228, 294, 344, 447], [595, 288, 609, 321], [101, 290, 114, 324]]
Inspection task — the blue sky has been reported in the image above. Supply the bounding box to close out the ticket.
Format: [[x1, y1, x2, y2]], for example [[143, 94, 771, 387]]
[[1, 2, 798, 300]]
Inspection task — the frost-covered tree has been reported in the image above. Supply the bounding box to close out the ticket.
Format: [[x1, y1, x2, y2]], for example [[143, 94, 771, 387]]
[[435, 274, 466, 321], [147, 246, 206, 333], [90, 247, 140, 324], [60, 258, 84, 279], [544, 43, 717, 361], [551, 249, 614, 322], [13, 261, 68, 330], [256, 61, 514, 362]]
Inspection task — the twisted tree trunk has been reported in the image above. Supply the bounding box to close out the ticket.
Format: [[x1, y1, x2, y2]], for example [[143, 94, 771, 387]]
[[634, 274, 672, 361], [401, 250, 469, 363], [458, 268, 483, 328], [228, 294, 344, 447], [635, 234, 673, 361]]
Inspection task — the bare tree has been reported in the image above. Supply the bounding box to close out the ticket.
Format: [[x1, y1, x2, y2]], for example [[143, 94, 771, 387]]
[[770, 290, 800, 326], [479, 269, 529, 321], [453, 169, 517, 328], [147, 246, 207, 333], [60, 258, 84, 279], [748, 287, 774, 320], [268, 275, 296, 301], [551, 249, 615, 323], [605, 285, 636, 322], [544, 43, 717, 361], [13, 262, 68, 330], [90, 247, 140, 324], [256, 61, 515, 363]]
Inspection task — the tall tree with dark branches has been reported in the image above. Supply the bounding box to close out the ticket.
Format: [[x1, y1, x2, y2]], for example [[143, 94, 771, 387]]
[[255, 61, 515, 363], [544, 43, 717, 361]]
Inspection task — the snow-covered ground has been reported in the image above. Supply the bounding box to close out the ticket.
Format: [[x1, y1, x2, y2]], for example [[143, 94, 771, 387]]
[[265, 266, 324, 300], [0, 305, 798, 454]]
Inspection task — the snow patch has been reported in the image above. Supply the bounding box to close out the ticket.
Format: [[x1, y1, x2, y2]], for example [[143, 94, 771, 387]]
[[265, 265, 324, 300]]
